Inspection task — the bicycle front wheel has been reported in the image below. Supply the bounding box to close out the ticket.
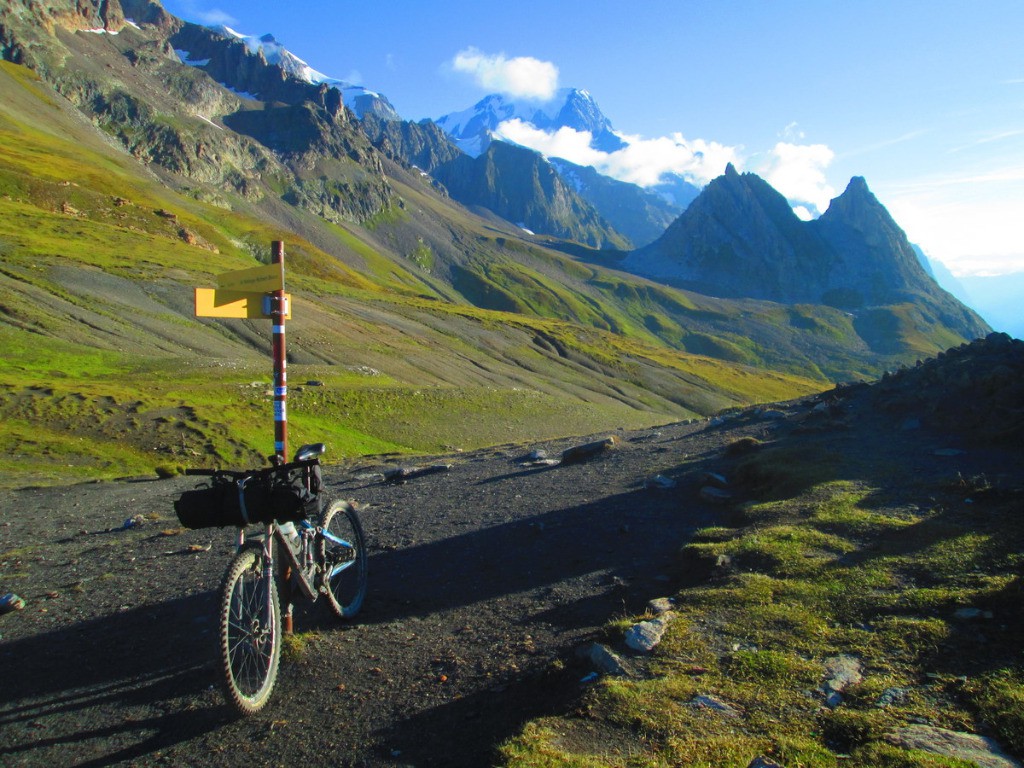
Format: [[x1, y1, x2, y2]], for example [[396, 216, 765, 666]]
[[319, 500, 368, 619], [217, 544, 281, 715]]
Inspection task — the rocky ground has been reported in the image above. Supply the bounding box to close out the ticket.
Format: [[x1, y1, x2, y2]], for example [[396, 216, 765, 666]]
[[1, 333, 1021, 768], [0, 415, 729, 767]]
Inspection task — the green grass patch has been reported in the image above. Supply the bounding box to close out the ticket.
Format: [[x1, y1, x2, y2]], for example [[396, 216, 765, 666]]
[[500, 456, 1024, 767]]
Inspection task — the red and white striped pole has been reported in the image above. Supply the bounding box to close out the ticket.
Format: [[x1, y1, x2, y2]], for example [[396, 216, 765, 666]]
[[270, 241, 288, 463]]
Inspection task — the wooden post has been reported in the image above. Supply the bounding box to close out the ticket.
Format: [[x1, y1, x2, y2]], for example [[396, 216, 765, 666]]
[[270, 241, 288, 463]]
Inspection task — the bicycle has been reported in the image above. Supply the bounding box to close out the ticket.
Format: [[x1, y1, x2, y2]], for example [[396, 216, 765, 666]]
[[174, 442, 368, 715]]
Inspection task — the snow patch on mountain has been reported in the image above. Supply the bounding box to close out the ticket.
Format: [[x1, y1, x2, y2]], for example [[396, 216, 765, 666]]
[[194, 26, 400, 120]]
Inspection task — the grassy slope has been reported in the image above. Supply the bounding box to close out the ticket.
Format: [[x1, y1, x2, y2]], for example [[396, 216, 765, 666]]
[[0, 62, 824, 487]]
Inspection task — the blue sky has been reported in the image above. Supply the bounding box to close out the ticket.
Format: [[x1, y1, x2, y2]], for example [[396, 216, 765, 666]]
[[160, 0, 1023, 277]]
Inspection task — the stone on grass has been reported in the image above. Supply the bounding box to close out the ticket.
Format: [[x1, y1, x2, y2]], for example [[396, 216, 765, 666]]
[[624, 612, 675, 652], [647, 597, 674, 614], [581, 642, 631, 677], [687, 694, 741, 718], [820, 655, 863, 708], [885, 725, 1021, 768]]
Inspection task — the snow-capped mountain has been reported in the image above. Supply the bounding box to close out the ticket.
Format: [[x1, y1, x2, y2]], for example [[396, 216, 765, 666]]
[[178, 25, 401, 121], [435, 88, 625, 157]]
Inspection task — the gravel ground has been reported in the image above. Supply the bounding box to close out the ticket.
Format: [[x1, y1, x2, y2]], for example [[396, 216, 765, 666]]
[[0, 415, 740, 768], [4, 336, 1021, 767]]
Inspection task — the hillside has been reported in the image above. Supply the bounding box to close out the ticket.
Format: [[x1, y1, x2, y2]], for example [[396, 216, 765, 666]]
[[0, 57, 824, 487], [0, 0, 992, 489]]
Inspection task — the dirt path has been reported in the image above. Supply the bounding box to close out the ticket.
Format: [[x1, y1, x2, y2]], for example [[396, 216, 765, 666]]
[[0, 419, 734, 767]]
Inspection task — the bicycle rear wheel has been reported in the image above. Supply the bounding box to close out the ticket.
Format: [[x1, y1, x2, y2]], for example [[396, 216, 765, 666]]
[[217, 544, 281, 715], [318, 500, 368, 618]]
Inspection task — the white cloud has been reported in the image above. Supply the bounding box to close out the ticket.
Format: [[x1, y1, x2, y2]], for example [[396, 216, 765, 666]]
[[173, 0, 236, 26], [882, 167, 1024, 276], [780, 122, 805, 142], [451, 47, 559, 100], [755, 142, 836, 216], [494, 120, 604, 165], [196, 8, 236, 25], [494, 120, 740, 187]]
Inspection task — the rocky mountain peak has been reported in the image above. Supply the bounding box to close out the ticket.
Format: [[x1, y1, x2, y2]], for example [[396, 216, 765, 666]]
[[436, 87, 625, 157], [819, 175, 880, 225], [622, 166, 990, 341]]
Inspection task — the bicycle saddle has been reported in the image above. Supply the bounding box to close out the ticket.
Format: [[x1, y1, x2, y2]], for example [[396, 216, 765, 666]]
[[293, 443, 326, 462]]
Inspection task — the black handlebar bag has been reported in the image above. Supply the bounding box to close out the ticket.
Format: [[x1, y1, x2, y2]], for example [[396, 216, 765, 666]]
[[174, 468, 319, 529]]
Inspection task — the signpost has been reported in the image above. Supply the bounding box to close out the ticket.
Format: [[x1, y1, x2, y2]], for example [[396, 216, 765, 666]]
[[194, 242, 296, 632], [194, 241, 291, 461]]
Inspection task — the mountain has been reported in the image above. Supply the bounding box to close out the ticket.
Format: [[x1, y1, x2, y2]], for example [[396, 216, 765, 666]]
[[0, 0, 995, 485], [435, 88, 625, 157], [913, 246, 1024, 340], [433, 87, 701, 246], [550, 157, 684, 247], [170, 22, 401, 121], [623, 164, 988, 350], [429, 142, 629, 249]]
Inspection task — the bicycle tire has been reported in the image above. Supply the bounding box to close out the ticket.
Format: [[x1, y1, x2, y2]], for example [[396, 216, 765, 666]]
[[318, 499, 368, 619], [217, 544, 281, 715]]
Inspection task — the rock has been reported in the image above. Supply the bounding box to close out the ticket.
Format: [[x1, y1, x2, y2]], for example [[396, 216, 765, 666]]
[[648, 597, 674, 614], [701, 471, 729, 488], [700, 486, 733, 504], [645, 474, 677, 490], [876, 687, 912, 708], [747, 757, 784, 768], [759, 409, 787, 421], [687, 694, 741, 718], [624, 613, 675, 652], [384, 464, 453, 483], [822, 655, 862, 689], [820, 654, 863, 707], [954, 607, 993, 620], [525, 458, 560, 467], [581, 642, 631, 677], [885, 725, 1021, 768], [560, 437, 617, 465], [934, 448, 966, 457]]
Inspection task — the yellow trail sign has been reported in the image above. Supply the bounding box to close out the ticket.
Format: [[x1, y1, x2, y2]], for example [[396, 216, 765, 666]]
[[195, 288, 292, 319], [217, 263, 284, 292]]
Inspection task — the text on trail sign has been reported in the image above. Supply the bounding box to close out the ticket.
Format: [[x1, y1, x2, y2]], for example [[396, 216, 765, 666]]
[[217, 263, 285, 292]]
